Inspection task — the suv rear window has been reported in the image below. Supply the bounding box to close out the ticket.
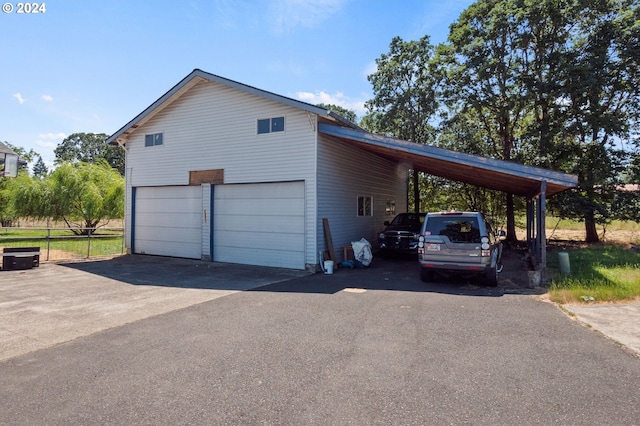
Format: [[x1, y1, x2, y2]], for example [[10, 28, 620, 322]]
[[424, 217, 481, 243]]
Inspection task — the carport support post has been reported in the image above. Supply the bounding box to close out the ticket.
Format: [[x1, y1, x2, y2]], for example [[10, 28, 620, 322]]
[[526, 199, 534, 254], [537, 181, 547, 283]]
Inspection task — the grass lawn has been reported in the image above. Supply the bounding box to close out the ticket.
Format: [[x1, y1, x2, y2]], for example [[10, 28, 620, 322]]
[[0, 228, 124, 259], [547, 245, 640, 304]]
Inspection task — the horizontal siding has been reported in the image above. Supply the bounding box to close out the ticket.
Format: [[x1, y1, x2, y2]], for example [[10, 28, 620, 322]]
[[317, 134, 408, 262], [123, 80, 318, 265], [126, 81, 316, 187]]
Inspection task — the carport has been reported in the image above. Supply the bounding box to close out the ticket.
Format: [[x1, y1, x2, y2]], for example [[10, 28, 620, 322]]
[[318, 123, 579, 281]]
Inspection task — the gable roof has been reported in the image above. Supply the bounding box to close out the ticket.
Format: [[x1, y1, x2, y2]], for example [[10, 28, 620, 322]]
[[319, 123, 578, 198], [106, 69, 578, 198], [106, 69, 361, 146], [0, 141, 17, 156]]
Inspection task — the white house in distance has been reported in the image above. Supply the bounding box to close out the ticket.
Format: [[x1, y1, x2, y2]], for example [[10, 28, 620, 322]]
[[107, 69, 577, 272]]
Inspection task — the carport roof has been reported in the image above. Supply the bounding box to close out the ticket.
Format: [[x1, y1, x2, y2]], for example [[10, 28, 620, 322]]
[[319, 123, 578, 198]]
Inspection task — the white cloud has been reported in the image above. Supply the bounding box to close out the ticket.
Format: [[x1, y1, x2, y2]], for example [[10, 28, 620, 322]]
[[36, 132, 66, 149], [42, 95, 54, 102], [12, 93, 26, 104], [270, 0, 346, 33], [295, 90, 367, 117]]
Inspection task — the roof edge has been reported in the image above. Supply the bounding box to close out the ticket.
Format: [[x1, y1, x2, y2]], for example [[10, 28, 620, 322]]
[[107, 69, 361, 145], [318, 123, 579, 191]]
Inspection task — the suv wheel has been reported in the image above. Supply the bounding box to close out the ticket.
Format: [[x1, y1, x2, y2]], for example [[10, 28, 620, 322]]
[[420, 268, 433, 283], [485, 265, 498, 287]]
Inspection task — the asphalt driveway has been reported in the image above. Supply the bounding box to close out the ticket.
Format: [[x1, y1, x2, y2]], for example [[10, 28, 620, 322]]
[[1, 255, 639, 425]]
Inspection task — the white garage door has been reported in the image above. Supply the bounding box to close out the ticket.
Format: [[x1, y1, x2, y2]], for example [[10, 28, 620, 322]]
[[134, 186, 202, 259], [214, 182, 305, 269]]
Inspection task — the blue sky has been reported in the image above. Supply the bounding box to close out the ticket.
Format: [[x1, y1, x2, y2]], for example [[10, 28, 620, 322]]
[[1, 0, 473, 169]]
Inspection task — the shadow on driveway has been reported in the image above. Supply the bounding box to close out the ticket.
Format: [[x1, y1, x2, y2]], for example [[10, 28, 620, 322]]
[[59, 254, 310, 290]]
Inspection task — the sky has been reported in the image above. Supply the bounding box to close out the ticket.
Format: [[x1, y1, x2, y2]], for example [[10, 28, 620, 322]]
[[1, 0, 474, 170]]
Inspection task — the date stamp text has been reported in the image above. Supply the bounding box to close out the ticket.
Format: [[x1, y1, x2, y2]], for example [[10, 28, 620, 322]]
[[2, 2, 47, 14]]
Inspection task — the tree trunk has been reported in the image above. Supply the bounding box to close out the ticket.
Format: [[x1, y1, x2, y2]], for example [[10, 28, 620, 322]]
[[585, 213, 599, 243], [505, 193, 518, 243]]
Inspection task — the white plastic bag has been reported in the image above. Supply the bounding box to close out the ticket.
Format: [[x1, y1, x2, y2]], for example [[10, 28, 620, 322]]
[[351, 238, 373, 267]]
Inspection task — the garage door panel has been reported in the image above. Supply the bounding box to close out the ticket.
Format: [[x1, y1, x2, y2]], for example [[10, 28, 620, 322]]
[[214, 215, 304, 233], [136, 241, 201, 258], [136, 212, 202, 228], [136, 196, 201, 212], [214, 230, 304, 249], [135, 186, 202, 259], [215, 246, 305, 269], [214, 182, 305, 269], [135, 226, 201, 242], [216, 199, 304, 216]]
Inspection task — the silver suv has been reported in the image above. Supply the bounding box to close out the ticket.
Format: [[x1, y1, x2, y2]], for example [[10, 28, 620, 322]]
[[417, 211, 504, 286]]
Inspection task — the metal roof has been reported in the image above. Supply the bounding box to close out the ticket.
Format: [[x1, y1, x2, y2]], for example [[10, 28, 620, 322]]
[[106, 69, 360, 145], [105, 69, 577, 198], [319, 123, 578, 198], [0, 141, 17, 156]]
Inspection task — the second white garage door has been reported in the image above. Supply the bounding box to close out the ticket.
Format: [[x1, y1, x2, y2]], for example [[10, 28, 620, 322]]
[[213, 182, 305, 269]]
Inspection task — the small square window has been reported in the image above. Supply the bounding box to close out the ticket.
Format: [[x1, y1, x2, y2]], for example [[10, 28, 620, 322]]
[[358, 196, 373, 216], [257, 116, 285, 134], [271, 116, 285, 132], [257, 119, 271, 134], [145, 133, 163, 147]]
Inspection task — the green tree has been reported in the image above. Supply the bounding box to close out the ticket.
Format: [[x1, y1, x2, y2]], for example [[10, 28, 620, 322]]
[[363, 35, 439, 213], [54, 133, 125, 175], [1, 142, 38, 226], [316, 103, 358, 124], [548, 0, 640, 241], [2, 141, 38, 170], [32, 156, 48, 178], [11, 161, 124, 234], [439, 0, 639, 243], [441, 0, 529, 242]]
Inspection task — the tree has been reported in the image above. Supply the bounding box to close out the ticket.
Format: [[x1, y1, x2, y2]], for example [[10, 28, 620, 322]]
[[0, 142, 38, 226], [2, 141, 38, 170], [54, 133, 125, 175], [11, 161, 124, 234], [439, 0, 639, 243], [316, 103, 358, 124], [548, 0, 640, 241], [441, 0, 529, 243], [363, 35, 439, 213], [32, 156, 48, 178]]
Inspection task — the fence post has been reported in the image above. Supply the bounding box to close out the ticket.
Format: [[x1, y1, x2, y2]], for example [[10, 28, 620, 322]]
[[46, 228, 51, 261], [87, 228, 92, 258]]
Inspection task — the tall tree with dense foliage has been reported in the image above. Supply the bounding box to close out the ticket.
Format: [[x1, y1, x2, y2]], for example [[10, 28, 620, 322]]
[[438, 0, 639, 242], [54, 133, 125, 175], [548, 0, 640, 241], [10, 161, 124, 234], [363, 35, 439, 212]]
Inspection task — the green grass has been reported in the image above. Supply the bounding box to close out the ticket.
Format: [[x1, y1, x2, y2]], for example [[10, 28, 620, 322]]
[[548, 245, 640, 304], [1, 228, 124, 259]]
